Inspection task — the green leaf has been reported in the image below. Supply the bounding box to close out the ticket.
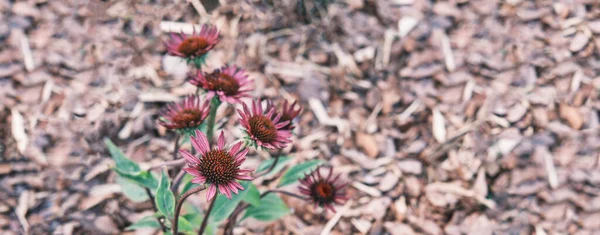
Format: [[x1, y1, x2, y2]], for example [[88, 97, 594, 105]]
[[156, 171, 176, 219], [114, 168, 159, 189], [116, 177, 149, 202], [256, 156, 292, 178], [105, 138, 140, 173], [125, 216, 161, 231], [242, 193, 290, 221], [179, 174, 195, 195], [278, 159, 324, 187], [177, 217, 196, 235], [210, 181, 252, 222], [241, 183, 260, 207]]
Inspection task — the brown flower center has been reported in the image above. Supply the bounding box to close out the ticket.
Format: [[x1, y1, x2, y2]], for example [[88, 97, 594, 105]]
[[205, 73, 241, 96], [177, 37, 210, 57], [248, 115, 277, 144], [172, 108, 204, 128], [198, 149, 237, 185], [312, 181, 336, 204]]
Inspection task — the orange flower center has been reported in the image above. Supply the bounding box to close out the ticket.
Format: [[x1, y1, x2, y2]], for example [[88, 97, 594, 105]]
[[177, 37, 210, 57], [312, 181, 335, 203], [205, 73, 241, 96], [172, 108, 204, 128], [248, 115, 277, 144], [198, 149, 237, 185]]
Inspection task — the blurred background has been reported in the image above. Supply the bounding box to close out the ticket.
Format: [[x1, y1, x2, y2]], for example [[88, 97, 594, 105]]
[[1, 0, 600, 234]]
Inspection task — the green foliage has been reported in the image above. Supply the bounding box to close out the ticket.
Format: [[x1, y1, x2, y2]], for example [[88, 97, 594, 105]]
[[105, 138, 158, 189], [125, 216, 161, 231], [210, 181, 258, 222], [256, 156, 292, 178], [241, 182, 260, 207], [105, 138, 140, 172], [116, 177, 149, 202], [278, 159, 324, 187], [156, 171, 176, 219], [242, 193, 290, 221]]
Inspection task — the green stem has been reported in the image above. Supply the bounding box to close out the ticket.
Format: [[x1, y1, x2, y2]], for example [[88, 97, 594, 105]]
[[198, 196, 217, 235], [205, 97, 221, 144]]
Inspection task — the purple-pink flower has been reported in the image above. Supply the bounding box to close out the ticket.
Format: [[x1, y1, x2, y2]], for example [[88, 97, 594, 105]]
[[189, 65, 252, 104], [238, 99, 292, 149], [165, 24, 219, 59], [159, 96, 210, 130], [299, 167, 348, 213], [266, 100, 302, 131], [180, 130, 253, 201]]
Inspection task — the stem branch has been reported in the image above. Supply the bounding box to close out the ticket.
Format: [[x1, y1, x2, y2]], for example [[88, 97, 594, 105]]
[[198, 196, 216, 235], [145, 187, 167, 232], [254, 149, 283, 178], [205, 97, 221, 144], [173, 186, 207, 235]]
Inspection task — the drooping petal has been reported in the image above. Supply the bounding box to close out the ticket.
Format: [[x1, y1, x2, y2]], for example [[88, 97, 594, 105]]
[[206, 184, 217, 201], [192, 130, 210, 154], [217, 131, 225, 150], [180, 150, 201, 165]]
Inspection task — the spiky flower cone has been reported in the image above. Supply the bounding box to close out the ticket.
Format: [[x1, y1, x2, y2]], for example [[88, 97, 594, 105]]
[[299, 167, 348, 213], [238, 99, 292, 149], [189, 65, 252, 104], [165, 24, 219, 60], [180, 130, 253, 201], [159, 96, 210, 130]]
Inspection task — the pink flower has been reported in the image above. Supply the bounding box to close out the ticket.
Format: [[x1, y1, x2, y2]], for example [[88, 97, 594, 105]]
[[238, 99, 292, 149], [180, 130, 253, 201], [266, 100, 302, 131], [299, 167, 348, 213], [189, 65, 252, 104], [165, 24, 219, 59], [159, 96, 210, 130]]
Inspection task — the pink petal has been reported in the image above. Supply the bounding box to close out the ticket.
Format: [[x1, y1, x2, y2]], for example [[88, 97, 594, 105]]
[[231, 181, 244, 190], [228, 182, 239, 194], [206, 184, 217, 201], [192, 130, 210, 154], [219, 185, 232, 199], [235, 174, 253, 181], [235, 148, 249, 163], [183, 167, 202, 177], [191, 177, 206, 184], [217, 131, 225, 150], [229, 142, 243, 155], [180, 150, 201, 165]]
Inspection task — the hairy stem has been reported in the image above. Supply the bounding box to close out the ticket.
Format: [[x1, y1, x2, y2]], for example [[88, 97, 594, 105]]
[[145, 187, 167, 232], [173, 134, 181, 160], [173, 186, 206, 235], [170, 169, 186, 196], [205, 97, 221, 144], [198, 196, 216, 235]]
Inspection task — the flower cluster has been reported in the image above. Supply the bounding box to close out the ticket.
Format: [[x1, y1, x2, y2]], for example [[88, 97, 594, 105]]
[[149, 23, 350, 235]]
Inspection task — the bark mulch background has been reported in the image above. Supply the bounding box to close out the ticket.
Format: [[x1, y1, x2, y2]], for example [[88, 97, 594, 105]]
[[2, 0, 600, 234]]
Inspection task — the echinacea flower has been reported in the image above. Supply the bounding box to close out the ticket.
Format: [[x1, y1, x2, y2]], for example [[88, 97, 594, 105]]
[[165, 24, 219, 60], [189, 65, 252, 104], [299, 167, 348, 213], [159, 96, 210, 130], [180, 130, 253, 201], [238, 99, 292, 149], [266, 100, 302, 131]]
